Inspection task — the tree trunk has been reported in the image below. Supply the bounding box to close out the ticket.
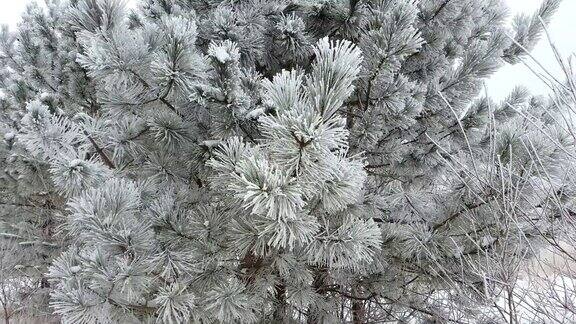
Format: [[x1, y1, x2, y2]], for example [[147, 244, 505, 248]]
[[273, 282, 287, 322], [351, 286, 366, 324], [352, 299, 365, 324], [2, 304, 9, 324], [307, 267, 328, 324]]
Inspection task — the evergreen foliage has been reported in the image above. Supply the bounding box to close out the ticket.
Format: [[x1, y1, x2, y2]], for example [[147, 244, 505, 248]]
[[0, 0, 574, 323]]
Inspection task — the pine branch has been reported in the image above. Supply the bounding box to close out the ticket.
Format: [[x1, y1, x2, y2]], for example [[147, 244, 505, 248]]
[[85, 132, 115, 169], [0, 199, 56, 210], [127, 69, 185, 119]]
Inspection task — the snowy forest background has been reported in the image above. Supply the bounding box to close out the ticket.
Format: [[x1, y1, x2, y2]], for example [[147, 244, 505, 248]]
[[2, 0, 576, 323]]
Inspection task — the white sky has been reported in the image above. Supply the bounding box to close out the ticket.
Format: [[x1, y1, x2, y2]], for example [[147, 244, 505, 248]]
[[0, 0, 575, 100]]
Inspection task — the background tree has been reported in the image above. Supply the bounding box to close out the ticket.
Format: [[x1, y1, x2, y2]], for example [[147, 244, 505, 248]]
[[0, 0, 574, 323]]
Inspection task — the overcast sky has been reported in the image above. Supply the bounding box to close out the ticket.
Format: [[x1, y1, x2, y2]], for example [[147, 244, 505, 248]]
[[0, 0, 575, 100]]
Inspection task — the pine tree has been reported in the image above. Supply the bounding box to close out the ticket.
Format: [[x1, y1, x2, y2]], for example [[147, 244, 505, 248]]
[[0, 0, 573, 323]]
